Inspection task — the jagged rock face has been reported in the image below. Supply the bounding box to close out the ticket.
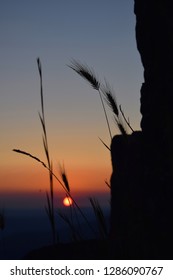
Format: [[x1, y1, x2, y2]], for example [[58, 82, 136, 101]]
[[110, 1, 173, 259], [135, 0, 173, 84], [135, 0, 173, 153], [135, 0, 173, 193]]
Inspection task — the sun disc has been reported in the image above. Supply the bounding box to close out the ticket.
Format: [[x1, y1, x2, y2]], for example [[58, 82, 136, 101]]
[[63, 197, 73, 207]]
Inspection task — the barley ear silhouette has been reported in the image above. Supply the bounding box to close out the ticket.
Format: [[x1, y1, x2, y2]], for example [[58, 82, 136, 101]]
[[69, 60, 112, 139]]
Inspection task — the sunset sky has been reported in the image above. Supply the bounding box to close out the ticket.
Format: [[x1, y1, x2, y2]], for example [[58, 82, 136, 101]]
[[0, 0, 143, 209]]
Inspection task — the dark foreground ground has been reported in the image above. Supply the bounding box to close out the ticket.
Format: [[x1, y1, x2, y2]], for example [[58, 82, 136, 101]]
[[23, 237, 173, 260], [23, 239, 110, 260]]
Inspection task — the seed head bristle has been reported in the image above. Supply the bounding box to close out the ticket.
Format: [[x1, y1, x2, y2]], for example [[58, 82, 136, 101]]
[[101, 83, 119, 116], [105, 92, 119, 116], [37, 57, 42, 77], [117, 121, 127, 135], [68, 60, 100, 90], [59, 164, 70, 193]]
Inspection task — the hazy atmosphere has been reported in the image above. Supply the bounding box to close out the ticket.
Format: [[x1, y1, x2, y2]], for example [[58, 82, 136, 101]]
[[1, 0, 173, 263], [0, 0, 143, 209]]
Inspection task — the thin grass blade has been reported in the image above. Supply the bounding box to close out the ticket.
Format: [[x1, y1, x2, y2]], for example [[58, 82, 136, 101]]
[[98, 137, 110, 151]]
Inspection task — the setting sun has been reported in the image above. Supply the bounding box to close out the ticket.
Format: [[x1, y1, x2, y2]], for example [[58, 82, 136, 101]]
[[63, 197, 73, 207]]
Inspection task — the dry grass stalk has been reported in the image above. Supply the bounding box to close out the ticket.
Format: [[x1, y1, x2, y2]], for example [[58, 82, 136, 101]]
[[98, 137, 111, 151], [68, 60, 100, 90], [105, 180, 111, 189], [13, 149, 47, 167], [59, 164, 70, 193], [58, 210, 81, 241], [101, 82, 119, 117], [13, 58, 105, 242], [69, 60, 112, 140], [36, 58, 57, 245], [69, 60, 133, 139], [13, 148, 96, 235], [89, 197, 108, 239], [119, 105, 134, 132], [101, 82, 127, 135]]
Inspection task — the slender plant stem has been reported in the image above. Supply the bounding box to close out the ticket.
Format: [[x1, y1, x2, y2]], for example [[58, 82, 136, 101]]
[[37, 58, 56, 244], [13, 148, 97, 236], [98, 89, 112, 140], [119, 105, 134, 132]]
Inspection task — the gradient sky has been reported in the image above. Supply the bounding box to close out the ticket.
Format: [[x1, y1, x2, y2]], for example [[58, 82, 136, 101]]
[[0, 0, 143, 208]]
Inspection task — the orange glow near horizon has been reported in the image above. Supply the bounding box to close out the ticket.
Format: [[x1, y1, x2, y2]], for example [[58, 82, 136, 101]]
[[0, 161, 111, 209], [0, 163, 111, 193]]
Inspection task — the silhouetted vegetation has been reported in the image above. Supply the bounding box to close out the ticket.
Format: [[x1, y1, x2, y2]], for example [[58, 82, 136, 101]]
[[13, 58, 127, 259]]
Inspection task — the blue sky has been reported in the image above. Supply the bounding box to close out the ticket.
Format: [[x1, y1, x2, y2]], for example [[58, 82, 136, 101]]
[[0, 0, 144, 208]]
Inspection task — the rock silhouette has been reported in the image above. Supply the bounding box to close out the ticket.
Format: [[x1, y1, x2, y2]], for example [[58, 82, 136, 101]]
[[110, 0, 173, 259]]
